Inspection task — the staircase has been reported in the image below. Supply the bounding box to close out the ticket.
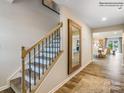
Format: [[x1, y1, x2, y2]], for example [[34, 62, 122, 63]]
[[10, 22, 63, 93]]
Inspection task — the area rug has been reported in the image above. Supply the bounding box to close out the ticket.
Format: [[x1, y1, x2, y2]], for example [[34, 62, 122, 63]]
[[55, 73, 111, 93]]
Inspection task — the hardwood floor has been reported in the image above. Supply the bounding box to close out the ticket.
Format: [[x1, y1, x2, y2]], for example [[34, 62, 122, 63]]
[[55, 72, 111, 93], [55, 53, 124, 93], [1, 53, 124, 93], [90, 53, 124, 93]]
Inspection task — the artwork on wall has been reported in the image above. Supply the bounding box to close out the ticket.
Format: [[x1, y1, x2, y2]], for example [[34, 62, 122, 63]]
[[68, 19, 82, 74], [42, 0, 60, 14]]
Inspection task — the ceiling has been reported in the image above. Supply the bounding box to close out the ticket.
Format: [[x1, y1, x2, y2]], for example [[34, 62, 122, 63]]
[[55, 0, 124, 28], [2, 0, 14, 3], [93, 30, 123, 39]]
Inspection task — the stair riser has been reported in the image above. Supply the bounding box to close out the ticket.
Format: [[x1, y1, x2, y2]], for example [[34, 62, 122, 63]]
[[11, 84, 21, 93]]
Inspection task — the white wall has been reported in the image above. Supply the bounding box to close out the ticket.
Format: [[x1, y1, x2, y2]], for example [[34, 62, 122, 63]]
[[35, 6, 92, 93], [0, 0, 59, 87]]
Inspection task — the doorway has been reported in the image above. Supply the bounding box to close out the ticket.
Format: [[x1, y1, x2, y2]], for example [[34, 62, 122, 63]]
[[92, 31, 123, 59]]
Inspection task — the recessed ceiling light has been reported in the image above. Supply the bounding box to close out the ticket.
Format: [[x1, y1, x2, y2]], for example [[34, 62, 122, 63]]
[[102, 17, 107, 21]]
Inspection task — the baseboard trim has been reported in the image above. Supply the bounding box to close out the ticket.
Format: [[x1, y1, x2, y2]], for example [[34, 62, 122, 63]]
[[0, 84, 10, 92], [7, 67, 21, 83], [48, 60, 93, 93]]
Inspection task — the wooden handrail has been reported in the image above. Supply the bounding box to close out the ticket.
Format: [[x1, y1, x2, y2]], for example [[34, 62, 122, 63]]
[[21, 22, 63, 93], [23, 22, 63, 58]]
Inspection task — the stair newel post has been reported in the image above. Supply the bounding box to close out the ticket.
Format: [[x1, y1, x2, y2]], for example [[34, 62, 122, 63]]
[[21, 46, 27, 93]]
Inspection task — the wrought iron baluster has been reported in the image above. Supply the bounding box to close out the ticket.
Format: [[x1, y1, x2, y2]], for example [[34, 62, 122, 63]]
[[57, 30, 59, 54], [52, 33, 54, 61], [55, 31, 57, 58], [21, 23, 63, 93], [42, 41, 44, 74], [34, 48, 36, 85], [46, 39, 48, 69], [49, 36, 51, 65], [59, 29, 61, 52], [29, 52, 31, 92], [56, 30, 58, 55], [38, 44, 41, 79]]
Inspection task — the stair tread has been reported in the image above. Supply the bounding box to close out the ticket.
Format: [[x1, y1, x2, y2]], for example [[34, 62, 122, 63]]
[[10, 77, 29, 93], [10, 51, 63, 93], [9, 23, 63, 93]]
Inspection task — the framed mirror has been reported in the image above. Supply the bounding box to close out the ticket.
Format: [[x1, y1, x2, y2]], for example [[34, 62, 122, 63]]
[[68, 19, 82, 74]]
